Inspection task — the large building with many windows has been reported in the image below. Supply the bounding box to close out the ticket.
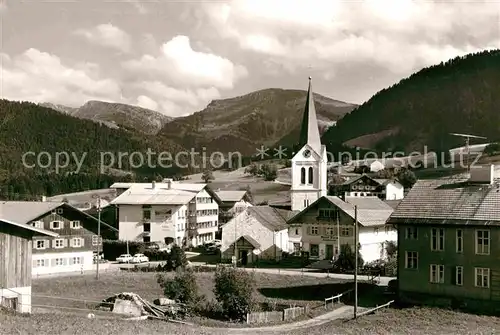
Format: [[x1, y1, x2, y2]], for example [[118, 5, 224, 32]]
[[388, 164, 500, 312], [110, 180, 220, 247]]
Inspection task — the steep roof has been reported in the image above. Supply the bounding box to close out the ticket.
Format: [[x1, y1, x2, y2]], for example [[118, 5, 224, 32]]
[[288, 196, 393, 227], [389, 178, 500, 225], [297, 77, 321, 155], [246, 206, 291, 231]]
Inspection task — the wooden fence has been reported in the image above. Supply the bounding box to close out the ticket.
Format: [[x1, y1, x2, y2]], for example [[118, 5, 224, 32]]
[[246, 306, 307, 324], [356, 300, 394, 318], [324, 288, 353, 309]]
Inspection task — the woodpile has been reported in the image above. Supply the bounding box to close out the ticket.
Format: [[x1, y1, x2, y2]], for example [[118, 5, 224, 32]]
[[97, 292, 188, 322]]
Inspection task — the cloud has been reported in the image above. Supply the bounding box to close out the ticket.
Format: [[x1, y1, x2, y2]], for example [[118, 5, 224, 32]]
[[123, 35, 248, 90], [0, 48, 122, 107], [74, 24, 132, 53], [200, 0, 500, 75], [132, 81, 221, 115]]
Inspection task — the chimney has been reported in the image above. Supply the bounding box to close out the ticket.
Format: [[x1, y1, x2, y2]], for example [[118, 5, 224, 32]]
[[164, 178, 173, 189], [152, 181, 156, 189], [41, 196, 46, 202], [469, 164, 494, 184]]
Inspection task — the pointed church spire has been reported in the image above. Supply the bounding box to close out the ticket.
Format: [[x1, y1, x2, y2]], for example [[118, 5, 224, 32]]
[[298, 76, 322, 154]]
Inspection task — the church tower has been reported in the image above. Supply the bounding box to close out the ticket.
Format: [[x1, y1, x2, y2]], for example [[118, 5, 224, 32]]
[[290, 77, 328, 211]]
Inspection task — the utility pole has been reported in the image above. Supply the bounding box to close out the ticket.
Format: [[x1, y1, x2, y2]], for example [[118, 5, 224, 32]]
[[234, 213, 238, 268], [336, 211, 340, 259], [96, 196, 101, 280], [353, 205, 358, 319]]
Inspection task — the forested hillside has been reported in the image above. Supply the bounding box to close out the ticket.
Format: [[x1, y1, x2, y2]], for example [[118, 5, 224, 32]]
[[322, 49, 500, 155], [0, 100, 186, 199]]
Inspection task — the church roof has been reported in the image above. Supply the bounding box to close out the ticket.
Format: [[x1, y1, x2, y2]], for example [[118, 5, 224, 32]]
[[298, 77, 322, 155]]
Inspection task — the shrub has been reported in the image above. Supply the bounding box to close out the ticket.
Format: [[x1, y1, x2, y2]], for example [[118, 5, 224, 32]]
[[157, 268, 203, 308], [213, 266, 256, 321], [167, 245, 188, 270], [334, 243, 364, 272], [259, 164, 278, 181]]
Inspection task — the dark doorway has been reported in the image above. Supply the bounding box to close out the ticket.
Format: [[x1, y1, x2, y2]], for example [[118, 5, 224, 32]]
[[240, 250, 248, 265], [326, 245, 334, 259]]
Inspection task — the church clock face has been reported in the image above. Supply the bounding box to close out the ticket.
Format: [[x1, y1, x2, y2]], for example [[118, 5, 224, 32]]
[[303, 149, 311, 158]]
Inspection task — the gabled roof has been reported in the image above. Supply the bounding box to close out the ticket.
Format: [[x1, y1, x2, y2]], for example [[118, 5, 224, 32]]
[[342, 174, 400, 187], [0, 218, 58, 237], [297, 77, 322, 155], [215, 190, 247, 203], [0, 201, 118, 232], [287, 196, 393, 227], [389, 179, 500, 225], [237, 206, 292, 231]]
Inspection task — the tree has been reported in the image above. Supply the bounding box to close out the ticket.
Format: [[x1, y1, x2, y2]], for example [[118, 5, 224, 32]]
[[385, 240, 397, 259], [259, 164, 278, 181], [166, 245, 188, 271], [396, 168, 417, 189], [334, 243, 364, 272], [244, 163, 259, 176], [375, 169, 394, 179], [214, 266, 256, 321], [201, 170, 214, 183], [156, 268, 202, 307]]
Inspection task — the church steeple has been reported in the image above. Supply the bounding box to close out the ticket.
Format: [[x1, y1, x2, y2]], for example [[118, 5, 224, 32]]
[[298, 76, 321, 155]]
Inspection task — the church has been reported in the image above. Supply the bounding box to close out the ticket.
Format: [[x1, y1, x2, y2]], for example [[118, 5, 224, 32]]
[[286, 77, 397, 263]]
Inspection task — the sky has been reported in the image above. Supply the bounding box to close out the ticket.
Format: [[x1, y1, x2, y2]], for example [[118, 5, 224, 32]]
[[1, 0, 499, 117]]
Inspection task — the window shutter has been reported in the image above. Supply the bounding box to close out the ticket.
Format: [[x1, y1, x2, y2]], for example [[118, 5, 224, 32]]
[[60, 221, 64, 229], [52, 239, 56, 248], [80, 237, 85, 247], [306, 226, 311, 235], [63, 239, 68, 247], [80, 256, 84, 264], [452, 266, 456, 285], [33, 260, 37, 268], [70, 238, 74, 247], [69, 257, 74, 265], [51, 259, 56, 267]]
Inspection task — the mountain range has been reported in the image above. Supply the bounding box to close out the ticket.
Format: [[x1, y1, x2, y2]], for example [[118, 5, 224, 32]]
[[322, 49, 500, 154]]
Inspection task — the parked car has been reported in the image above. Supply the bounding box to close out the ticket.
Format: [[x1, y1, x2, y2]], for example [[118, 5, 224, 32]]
[[204, 242, 220, 255], [130, 253, 149, 263], [116, 254, 133, 263], [212, 239, 222, 247]]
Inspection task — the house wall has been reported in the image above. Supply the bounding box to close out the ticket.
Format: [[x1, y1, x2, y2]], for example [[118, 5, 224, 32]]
[[32, 251, 93, 276], [398, 224, 500, 309], [358, 225, 397, 263], [385, 182, 404, 200], [192, 189, 219, 247], [221, 211, 283, 263], [0, 225, 32, 291], [117, 204, 179, 243]]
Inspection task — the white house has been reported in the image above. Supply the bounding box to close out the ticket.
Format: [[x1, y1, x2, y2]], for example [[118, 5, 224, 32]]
[[339, 174, 405, 200], [220, 206, 290, 265], [110, 179, 220, 247], [215, 190, 253, 224], [290, 77, 328, 212], [287, 196, 396, 263]]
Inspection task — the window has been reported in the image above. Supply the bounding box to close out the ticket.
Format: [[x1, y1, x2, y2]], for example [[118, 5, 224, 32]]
[[35, 240, 47, 249], [318, 209, 338, 218], [430, 264, 444, 283], [325, 227, 335, 236], [405, 251, 418, 269], [475, 230, 490, 255], [50, 221, 63, 230], [310, 226, 319, 235], [295, 228, 299, 235], [475, 268, 490, 288], [142, 209, 151, 220], [57, 208, 63, 214], [54, 239, 64, 248], [143, 223, 151, 232], [430, 228, 444, 251], [456, 229, 463, 253], [303, 199, 310, 208], [55, 258, 65, 266], [385, 225, 393, 233], [310, 244, 319, 257], [300, 167, 306, 184], [308, 167, 313, 184], [32, 221, 44, 229], [35, 259, 46, 267], [405, 227, 418, 240], [72, 257, 82, 265], [70, 221, 81, 229], [455, 266, 463, 286], [71, 238, 83, 247], [340, 227, 351, 236]]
